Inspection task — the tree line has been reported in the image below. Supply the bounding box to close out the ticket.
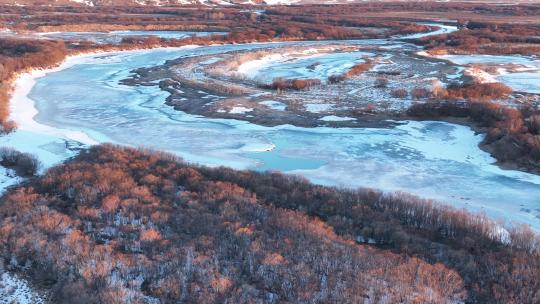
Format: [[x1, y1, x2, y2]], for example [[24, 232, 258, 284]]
[[0, 38, 68, 132], [419, 22, 540, 55]]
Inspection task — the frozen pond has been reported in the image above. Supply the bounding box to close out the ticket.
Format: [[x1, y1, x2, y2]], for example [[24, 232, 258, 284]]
[[39, 30, 228, 44], [436, 54, 540, 93], [4, 42, 537, 230], [237, 50, 373, 83]]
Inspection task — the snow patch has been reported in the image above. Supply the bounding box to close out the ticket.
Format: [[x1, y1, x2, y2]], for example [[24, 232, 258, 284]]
[[229, 106, 253, 114], [259, 100, 286, 111], [463, 67, 498, 83], [319, 115, 355, 122], [305, 103, 333, 113], [0, 167, 21, 194], [0, 272, 45, 304], [69, 0, 94, 6]]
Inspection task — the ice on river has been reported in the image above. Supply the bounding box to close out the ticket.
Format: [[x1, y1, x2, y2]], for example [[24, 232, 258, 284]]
[[39, 30, 228, 44], [397, 23, 458, 39], [436, 54, 540, 67], [5, 42, 540, 231]]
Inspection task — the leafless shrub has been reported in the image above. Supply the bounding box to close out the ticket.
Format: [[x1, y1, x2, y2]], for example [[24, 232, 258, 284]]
[[0, 147, 40, 176], [411, 87, 431, 99], [391, 88, 408, 98], [374, 77, 388, 88], [270, 77, 321, 91]]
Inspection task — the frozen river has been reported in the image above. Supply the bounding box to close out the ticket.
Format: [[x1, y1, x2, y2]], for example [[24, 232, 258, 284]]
[[5, 24, 540, 230], [38, 30, 228, 44]]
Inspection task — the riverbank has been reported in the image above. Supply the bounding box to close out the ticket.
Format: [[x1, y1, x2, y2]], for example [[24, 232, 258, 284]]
[[2, 26, 540, 231], [124, 39, 540, 177], [11, 45, 540, 231], [3, 46, 207, 171]]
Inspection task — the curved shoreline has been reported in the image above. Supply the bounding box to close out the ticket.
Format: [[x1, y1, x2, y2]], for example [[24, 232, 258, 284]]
[[8, 45, 540, 230], [3, 33, 532, 175], [4, 26, 540, 231], [4, 38, 537, 177], [3, 47, 190, 168], [10, 46, 204, 139]]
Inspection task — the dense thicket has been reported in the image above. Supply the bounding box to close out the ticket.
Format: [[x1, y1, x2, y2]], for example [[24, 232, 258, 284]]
[[0, 145, 467, 303], [0, 38, 67, 131], [0, 145, 538, 303], [266, 77, 321, 91], [419, 22, 540, 55], [0, 3, 442, 34], [0, 147, 40, 176], [0, 4, 430, 40]]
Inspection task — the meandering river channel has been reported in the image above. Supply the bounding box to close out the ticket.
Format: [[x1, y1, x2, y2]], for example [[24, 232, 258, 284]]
[[6, 25, 540, 229]]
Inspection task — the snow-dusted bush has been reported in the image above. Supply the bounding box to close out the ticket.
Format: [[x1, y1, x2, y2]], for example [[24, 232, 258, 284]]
[[0, 147, 40, 177]]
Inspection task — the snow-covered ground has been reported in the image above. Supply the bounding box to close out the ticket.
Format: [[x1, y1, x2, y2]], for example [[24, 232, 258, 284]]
[[259, 100, 286, 111], [2, 44, 537, 231], [304, 103, 334, 113], [0, 167, 20, 194], [0, 272, 45, 304], [229, 106, 253, 114], [434, 54, 539, 67]]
